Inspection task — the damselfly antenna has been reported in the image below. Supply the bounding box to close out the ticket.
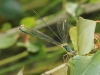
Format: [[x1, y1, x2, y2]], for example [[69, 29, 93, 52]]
[[32, 9, 63, 43]]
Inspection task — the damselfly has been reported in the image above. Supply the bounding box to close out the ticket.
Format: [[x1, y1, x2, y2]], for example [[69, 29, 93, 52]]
[[19, 11, 76, 61]]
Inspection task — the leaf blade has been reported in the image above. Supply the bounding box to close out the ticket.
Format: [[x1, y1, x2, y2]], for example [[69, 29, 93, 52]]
[[77, 17, 96, 55]]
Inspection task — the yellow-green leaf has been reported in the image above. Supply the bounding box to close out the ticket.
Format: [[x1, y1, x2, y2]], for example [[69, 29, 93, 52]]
[[77, 17, 96, 55], [20, 17, 35, 27], [69, 26, 78, 52]]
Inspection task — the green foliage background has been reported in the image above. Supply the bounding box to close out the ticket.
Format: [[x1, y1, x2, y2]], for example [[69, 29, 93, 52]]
[[0, 0, 100, 75]]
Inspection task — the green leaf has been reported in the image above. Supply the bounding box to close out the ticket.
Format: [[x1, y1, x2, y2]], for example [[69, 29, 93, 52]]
[[0, 34, 19, 49], [20, 17, 35, 27], [69, 26, 78, 51], [1, 22, 12, 31], [66, 2, 84, 18], [66, 2, 78, 17], [25, 41, 39, 52], [77, 17, 96, 55], [17, 41, 39, 53], [75, 6, 84, 17], [69, 50, 100, 75]]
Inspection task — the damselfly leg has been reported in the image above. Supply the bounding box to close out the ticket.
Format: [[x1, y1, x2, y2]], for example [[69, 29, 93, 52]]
[[63, 51, 76, 63]]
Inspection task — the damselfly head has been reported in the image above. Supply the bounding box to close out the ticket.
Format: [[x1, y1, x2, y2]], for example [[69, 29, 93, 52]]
[[19, 25, 26, 32], [19, 25, 26, 30], [19, 25, 32, 35]]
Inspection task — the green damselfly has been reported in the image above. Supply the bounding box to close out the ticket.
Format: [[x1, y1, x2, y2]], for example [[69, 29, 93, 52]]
[[19, 11, 76, 60]]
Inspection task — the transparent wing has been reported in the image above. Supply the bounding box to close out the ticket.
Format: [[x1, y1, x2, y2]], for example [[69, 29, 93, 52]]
[[57, 19, 69, 43], [19, 25, 61, 46]]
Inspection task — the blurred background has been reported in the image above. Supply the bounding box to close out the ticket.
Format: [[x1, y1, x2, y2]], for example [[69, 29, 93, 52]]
[[0, 0, 100, 75]]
